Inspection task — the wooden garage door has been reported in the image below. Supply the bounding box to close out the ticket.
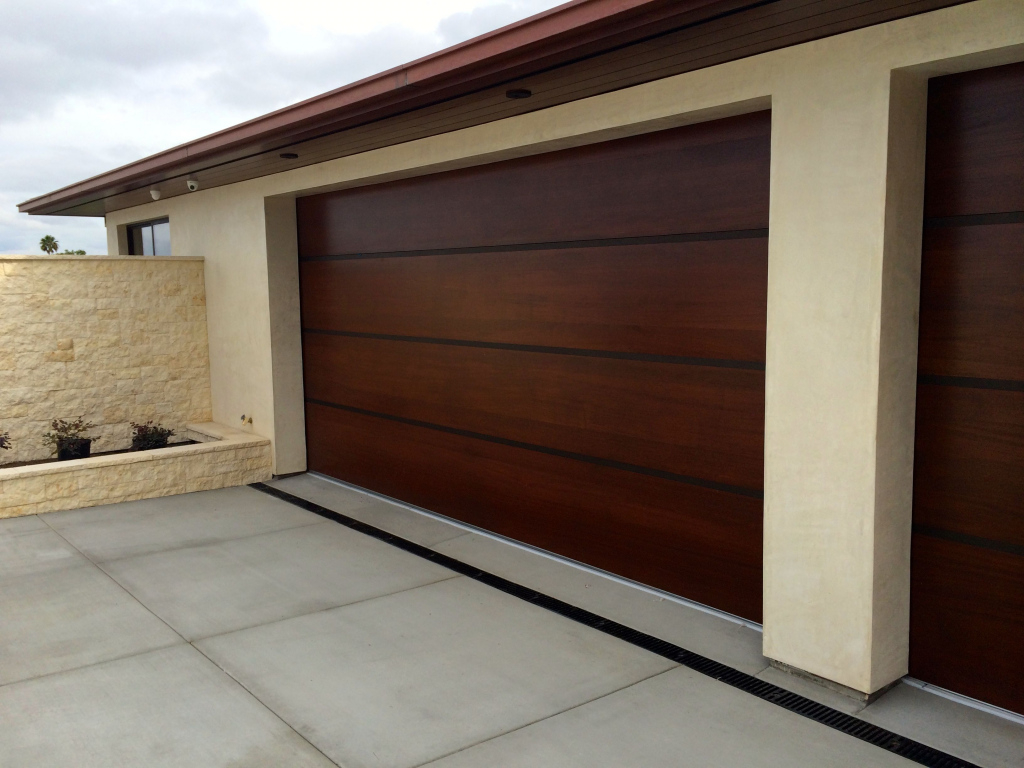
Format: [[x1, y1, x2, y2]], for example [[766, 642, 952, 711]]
[[297, 111, 770, 622], [910, 62, 1024, 714]]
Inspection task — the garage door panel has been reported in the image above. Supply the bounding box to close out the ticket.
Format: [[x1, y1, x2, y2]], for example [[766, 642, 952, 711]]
[[296, 112, 770, 257], [299, 238, 769, 363], [913, 62, 1024, 714], [917, 223, 1024, 381], [923, 61, 1024, 218], [302, 332, 765, 491], [910, 535, 1024, 714], [913, 384, 1024, 547], [300, 113, 768, 621], [305, 402, 764, 621]]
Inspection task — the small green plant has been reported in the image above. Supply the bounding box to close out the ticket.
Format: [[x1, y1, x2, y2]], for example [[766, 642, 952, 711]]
[[0, 431, 11, 451], [61, 249, 87, 255], [39, 235, 59, 254], [131, 421, 175, 451], [42, 417, 96, 456]]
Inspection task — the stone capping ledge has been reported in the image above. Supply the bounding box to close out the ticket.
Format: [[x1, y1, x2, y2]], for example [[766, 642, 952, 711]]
[[0, 254, 204, 262], [0, 422, 273, 519], [0, 423, 267, 483]]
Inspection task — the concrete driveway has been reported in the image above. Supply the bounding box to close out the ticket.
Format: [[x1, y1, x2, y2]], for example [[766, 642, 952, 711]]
[[0, 478, 1019, 767]]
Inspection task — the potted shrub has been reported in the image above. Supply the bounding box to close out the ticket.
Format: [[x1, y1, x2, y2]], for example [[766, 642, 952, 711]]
[[131, 421, 175, 451], [43, 417, 97, 460]]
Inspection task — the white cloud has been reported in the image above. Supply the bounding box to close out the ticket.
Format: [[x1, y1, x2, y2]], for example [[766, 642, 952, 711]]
[[0, 0, 563, 254]]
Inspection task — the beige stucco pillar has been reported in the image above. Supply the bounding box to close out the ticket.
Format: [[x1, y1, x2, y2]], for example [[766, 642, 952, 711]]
[[264, 196, 307, 475], [106, 188, 298, 475], [762, 52, 929, 694]]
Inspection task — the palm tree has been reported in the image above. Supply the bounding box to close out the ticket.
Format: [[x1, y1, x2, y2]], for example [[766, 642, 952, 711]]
[[39, 235, 58, 254]]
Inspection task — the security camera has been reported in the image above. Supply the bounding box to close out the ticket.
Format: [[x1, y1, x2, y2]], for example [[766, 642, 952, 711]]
[[186, 178, 199, 192], [150, 189, 161, 201]]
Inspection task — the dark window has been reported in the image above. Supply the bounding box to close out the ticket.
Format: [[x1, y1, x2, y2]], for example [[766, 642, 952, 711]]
[[127, 218, 171, 256]]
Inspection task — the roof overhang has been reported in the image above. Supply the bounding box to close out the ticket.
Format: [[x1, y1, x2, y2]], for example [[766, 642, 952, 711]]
[[19, 0, 968, 217]]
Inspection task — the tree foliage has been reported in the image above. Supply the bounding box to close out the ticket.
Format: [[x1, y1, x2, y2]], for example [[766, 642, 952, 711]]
[[39, 235, 58, 254]]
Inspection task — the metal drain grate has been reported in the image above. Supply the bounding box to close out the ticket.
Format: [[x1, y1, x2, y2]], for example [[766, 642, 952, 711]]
[[250, 482, 981, 768]]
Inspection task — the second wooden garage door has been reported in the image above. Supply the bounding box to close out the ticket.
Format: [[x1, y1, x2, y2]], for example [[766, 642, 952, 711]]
[[910, 62, 1024, 714], [298, 111, 770, 622]]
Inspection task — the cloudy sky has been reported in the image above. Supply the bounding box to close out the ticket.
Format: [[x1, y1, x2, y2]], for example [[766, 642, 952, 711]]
[[0, 0, 564, 255]]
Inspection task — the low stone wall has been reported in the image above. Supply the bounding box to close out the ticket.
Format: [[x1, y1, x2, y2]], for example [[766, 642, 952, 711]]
[[0, 255, 213, 465], [0, 423, 271, 518]]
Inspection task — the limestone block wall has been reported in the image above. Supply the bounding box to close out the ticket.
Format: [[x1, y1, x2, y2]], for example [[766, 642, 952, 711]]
[[0, 256, 213, 465]]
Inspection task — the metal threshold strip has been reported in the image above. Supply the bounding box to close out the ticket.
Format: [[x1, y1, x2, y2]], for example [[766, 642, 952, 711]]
[[250, 482, 982, 768]]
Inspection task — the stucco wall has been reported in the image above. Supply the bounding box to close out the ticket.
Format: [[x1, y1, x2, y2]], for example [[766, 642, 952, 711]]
[[0, 256, 213, 466], [103, 0, 1024, 695]]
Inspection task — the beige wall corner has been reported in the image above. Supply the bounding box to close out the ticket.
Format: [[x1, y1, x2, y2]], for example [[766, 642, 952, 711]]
[[104, 192, 302, 476], [106, 223, 129, 256], [105, 191, 280, 471], [264, 196, 307, 475]]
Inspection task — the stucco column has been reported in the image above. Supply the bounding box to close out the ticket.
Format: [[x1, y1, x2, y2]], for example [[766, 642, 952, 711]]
[[762, 55, 928, 694], [264, 196, 307, 475]]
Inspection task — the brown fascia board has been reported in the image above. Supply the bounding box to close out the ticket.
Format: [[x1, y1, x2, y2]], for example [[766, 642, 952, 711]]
[[18, 0, 739, 216]]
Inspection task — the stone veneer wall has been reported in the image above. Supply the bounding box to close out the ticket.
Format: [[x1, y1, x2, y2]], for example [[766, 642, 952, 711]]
[[0, 256, 213, 465]]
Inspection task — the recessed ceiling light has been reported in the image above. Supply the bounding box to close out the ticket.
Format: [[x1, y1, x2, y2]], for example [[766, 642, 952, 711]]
[[506, 88, 532, 99], [280, 152, 299, 159]]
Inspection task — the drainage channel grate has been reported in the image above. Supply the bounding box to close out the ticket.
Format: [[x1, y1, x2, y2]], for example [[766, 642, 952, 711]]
[[250, 482, 980, 768]]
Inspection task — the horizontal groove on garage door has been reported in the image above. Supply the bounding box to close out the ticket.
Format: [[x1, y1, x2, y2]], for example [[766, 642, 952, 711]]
[[923, 211, 1024, 228], [917, 374, 1024, 392], [913, 525, 1024, 558], [298, 228, 770, 261], [302, 329, 767, 371], [306, 398, 764, 500]]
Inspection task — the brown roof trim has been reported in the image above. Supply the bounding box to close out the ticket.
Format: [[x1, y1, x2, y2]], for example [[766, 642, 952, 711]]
[[20, 0, 728, 215]]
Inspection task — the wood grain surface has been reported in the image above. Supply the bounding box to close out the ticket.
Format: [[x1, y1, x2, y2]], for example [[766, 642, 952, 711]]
[[910, 535, 1024, 715], [297, 111, 771, 256], [911, 62, 1024, 715], [303, 332, 766, 492], [917, 224, 1024, 381], [299, 238, 770, 363], [306, 401, 765, 621], [924, 61, 1024, 219], [299, 113, 770, 620]]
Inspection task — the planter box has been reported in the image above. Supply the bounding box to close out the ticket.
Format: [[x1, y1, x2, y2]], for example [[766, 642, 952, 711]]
[[0, 423, 272, 519]]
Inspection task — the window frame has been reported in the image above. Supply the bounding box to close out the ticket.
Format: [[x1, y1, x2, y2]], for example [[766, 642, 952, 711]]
[[126, 217, 171, 256]]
